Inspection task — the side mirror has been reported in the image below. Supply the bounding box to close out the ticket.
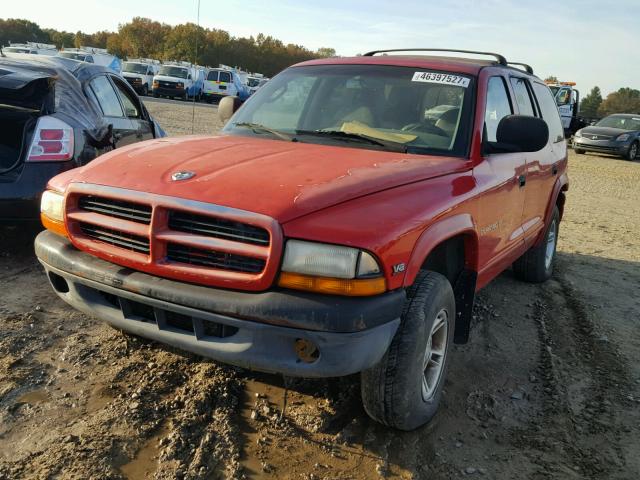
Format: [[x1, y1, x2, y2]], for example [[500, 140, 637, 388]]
[[218, 96, 242, 124], [188, 74, 192, 80], [488, 115, 549, 153]]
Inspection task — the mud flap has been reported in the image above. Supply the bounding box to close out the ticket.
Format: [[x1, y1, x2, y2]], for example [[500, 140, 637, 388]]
[[453, 269, 477, 344]]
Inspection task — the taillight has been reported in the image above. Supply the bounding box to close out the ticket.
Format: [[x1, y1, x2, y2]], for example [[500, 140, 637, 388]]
[[27, 116, 74, 162]]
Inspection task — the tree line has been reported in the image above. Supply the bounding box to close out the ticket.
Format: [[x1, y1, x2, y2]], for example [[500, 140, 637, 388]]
[[0, 17, 336, 77]]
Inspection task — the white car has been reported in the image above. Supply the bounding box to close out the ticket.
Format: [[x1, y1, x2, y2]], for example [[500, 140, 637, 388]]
[[122, 59, 160, 96], [3, 42, 58, 56], [58, 47, 122, 74]]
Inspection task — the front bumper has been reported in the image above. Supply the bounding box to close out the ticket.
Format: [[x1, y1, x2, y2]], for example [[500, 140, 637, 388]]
[[152, 87, 186, 97], [35, 231, 403, 377], [573, 138, 630, 156]]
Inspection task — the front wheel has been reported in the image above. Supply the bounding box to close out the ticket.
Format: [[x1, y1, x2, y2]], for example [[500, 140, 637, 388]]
[[625, 141, 638, 161], [361, 271, 455, 430], [513, 206, 560, 283], [142, 85, 148, 96], [574, 148, 585, 154]]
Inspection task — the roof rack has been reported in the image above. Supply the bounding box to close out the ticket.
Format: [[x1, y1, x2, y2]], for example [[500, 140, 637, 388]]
[[363, 48, 507, 66], [508, 62, 534, 74]]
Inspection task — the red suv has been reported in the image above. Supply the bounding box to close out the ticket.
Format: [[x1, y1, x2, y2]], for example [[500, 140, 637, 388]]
[[35, 49, 568, 430]]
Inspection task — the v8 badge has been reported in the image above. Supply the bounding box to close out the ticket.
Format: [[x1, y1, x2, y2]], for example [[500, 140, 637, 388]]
[[392, 263, 406, 275]]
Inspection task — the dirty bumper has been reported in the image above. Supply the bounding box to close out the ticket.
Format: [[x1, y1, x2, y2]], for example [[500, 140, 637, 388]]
[[35, 231, 403, 377]]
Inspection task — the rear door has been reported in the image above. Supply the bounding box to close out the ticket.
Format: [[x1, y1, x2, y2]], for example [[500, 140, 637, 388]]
[[87, 74, 138, 147], [526, 81, 567, 244], [110, 75, 154, 141]]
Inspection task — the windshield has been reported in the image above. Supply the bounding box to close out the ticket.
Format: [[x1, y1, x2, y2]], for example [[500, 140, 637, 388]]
[[548, 86, 559, 97], [59, 52, 87, 61], [5, 47, 32, 53], [159, 66, 189, 78], [596, 115, 640, 130], [123, 62, 148, 74], [225, 65, 473, 156]]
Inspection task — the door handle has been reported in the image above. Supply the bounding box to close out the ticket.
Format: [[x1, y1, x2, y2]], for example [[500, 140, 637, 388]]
[[518, 175, 526, 187]]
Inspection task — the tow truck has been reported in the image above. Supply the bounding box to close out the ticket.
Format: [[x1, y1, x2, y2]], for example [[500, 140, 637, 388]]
[[545, 81, 588, 138]]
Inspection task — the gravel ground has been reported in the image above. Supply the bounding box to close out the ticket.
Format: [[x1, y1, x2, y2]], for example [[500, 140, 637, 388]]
[[0, 101, 638, 479]]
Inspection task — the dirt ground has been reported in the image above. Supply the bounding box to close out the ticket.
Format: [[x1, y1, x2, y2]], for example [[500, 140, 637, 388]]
[[0, 100, 639, 479]]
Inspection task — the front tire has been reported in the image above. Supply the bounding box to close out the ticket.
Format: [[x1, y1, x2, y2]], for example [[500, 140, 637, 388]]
[[513, 206, 560, 283], [625, 141, 638, 161], [574, 148, 585, 154], [361, 271, 455, 430], [142, 85, 148, 96]]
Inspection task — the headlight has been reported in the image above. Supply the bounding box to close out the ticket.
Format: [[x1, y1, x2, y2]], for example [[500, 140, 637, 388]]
[[574, 130, 582, 138], [40, 190, 67, 237], [616, 133, 630, 141], [278, 240, 385, 296]]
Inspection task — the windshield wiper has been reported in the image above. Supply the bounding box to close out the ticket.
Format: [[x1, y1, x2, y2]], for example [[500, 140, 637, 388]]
[[234, 122, 295, 142], [295, 129, 408, 153]]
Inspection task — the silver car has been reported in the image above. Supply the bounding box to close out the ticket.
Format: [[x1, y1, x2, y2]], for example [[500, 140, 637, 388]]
[[573, 114, 640, 160]]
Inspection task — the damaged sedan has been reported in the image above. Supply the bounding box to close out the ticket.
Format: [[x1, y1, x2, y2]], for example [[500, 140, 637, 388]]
[[0, 54, 165, 221]]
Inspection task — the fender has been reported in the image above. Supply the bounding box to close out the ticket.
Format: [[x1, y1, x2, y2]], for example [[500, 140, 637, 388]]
[[402, 213, 480, 344], [533, 171, 569, 247], [402, 213, 479, 287]]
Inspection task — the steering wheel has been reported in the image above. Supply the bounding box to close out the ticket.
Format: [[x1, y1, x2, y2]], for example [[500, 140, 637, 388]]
[[401, 121, 448, 137]]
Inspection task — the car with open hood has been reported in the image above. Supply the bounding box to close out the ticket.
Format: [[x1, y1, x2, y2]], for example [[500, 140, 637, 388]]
[[34, 49, 568, 430], [0, 54, 165, 221], [573, 114, 640, 160]]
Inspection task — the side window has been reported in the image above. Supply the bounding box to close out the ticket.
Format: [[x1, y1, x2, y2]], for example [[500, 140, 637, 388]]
[[112, 78, 141, 119], [89, 76, 124, 117], [85, 56, 94, 63], [219, 71, 231, 83], [485, 76, 513, 143], [510, 77, 536, 116], [532, 82, 565, 143]]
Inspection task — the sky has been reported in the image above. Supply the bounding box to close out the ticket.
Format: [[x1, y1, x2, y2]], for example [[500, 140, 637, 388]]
[[4, 0, 639, 96]]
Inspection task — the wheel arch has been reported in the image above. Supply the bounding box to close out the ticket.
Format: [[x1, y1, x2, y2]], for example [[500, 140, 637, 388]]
[[402, 214, 479, 344]]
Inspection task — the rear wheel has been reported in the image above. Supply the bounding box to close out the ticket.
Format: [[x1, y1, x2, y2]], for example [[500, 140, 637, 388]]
[[361, 271, 455, 430], [625, 141, 638, 161], [513, 206, 559, 283]]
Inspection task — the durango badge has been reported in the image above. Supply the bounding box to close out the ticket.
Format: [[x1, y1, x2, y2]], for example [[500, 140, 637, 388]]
[[171, 171, 196, 181]]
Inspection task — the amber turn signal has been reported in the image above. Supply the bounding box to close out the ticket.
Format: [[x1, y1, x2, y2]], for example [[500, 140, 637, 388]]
[[278, 272, 386, 297], [41, 213, 68, 238]]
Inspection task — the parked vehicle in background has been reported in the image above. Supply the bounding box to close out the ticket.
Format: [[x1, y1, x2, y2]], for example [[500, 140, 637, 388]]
[[122, 59, 160, 96], [35, 49, 568, 430], [3, 42, 58, 56], [573, 113, 640, 160], [247, 74, 269, 95], [58, 47, 122, 74], [546, 81, 588, 138], [153, 62, 204, 101], [203, 65, 251, 103], [0, 55, 165, 222]]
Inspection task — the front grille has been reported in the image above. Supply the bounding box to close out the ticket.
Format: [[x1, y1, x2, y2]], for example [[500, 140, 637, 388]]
[[168, 211, 270, 246], [66, 185, 278, 290], [167, 243, 265, 273], [79, 222, 150, 254], [78, 196, 151, 224], [160, 81, 177, 88], [585, 134, 612, 140]]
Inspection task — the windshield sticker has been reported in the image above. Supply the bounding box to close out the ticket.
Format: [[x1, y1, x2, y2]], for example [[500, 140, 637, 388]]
[[412, 72, 470, 88]]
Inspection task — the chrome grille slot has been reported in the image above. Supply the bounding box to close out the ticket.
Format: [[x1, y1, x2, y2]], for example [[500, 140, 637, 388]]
[[78, 196, 152, 224], [168, 211, 270, 246], [166, 243, 266, 273], [79, 222, 150, 254]]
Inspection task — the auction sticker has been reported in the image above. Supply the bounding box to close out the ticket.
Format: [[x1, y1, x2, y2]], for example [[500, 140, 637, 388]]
[[412, 71, 470, 88]]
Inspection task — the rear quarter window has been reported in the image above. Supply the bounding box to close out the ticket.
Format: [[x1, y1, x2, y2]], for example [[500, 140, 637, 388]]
[[532, 82, 564, 143]]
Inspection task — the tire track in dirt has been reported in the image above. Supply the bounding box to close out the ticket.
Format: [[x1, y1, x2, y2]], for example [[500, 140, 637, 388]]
[[514, 261, 634, 478]]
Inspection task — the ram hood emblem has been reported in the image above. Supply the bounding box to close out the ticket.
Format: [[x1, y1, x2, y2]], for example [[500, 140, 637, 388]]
[[171, 171, 196, 181]]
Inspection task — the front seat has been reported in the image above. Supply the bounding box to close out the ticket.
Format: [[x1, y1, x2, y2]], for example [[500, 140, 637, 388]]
[[435, 108, 460, 137]]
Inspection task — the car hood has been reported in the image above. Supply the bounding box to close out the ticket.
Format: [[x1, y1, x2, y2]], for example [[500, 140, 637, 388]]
[[580, 126, 634, 137], [68, 134, 467, 223]]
